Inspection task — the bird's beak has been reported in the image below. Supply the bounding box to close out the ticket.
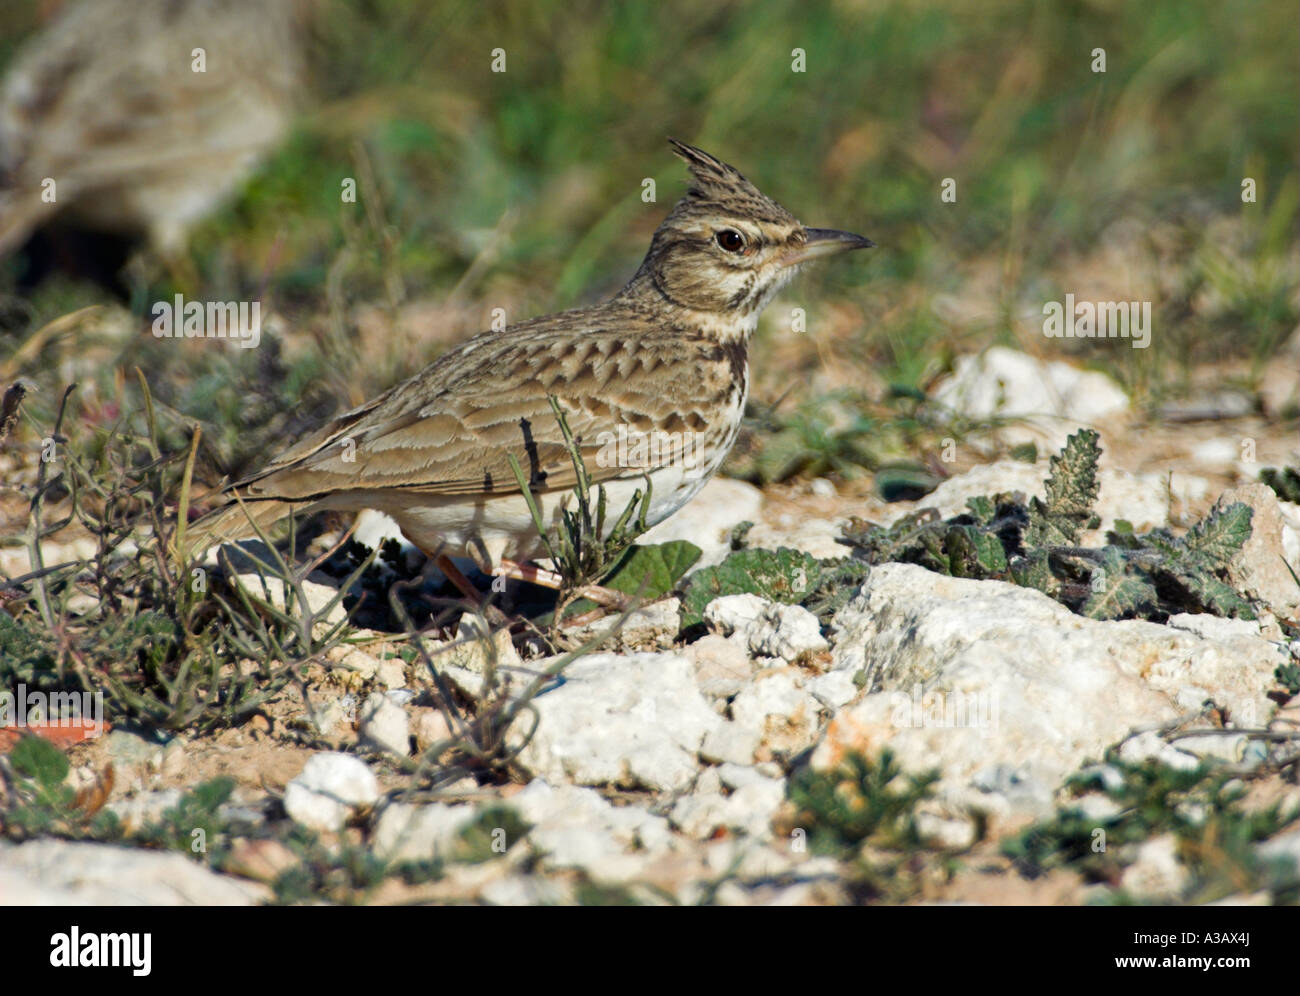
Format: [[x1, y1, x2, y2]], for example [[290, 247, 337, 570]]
[[782, 228, 876, 267]]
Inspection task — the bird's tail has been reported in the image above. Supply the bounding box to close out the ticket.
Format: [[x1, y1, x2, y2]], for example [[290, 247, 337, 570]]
[[182, 497, 303, 561]]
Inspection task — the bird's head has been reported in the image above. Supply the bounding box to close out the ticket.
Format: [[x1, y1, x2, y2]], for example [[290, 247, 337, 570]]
[[624, 139, 873, 332]]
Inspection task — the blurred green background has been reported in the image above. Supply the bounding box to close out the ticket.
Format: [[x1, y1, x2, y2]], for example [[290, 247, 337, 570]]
[[2, 0, 1296, 484]]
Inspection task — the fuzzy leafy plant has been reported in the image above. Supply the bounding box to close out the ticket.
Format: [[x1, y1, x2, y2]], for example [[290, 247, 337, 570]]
[[1003, 757, 1300, 904], [0, 734, 121, 842], [507, 396, 701, 622], [0, 380, 362, 732], [841, 429, 1257, 622], [1261, 466, 1300, 504], [681, 546, 869, 628], [780, 749, 950, 903]]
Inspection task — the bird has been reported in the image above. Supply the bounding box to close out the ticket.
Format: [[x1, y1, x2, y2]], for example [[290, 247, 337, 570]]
[[0, 0, 304, 277], [186, 139, 873, 594]]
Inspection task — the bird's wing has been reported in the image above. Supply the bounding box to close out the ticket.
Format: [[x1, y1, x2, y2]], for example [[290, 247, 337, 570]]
[[219, 316, 706, 505]]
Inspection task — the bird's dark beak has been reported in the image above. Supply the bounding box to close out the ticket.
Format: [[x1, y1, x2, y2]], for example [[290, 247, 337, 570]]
[[783, 228, 876, 267]]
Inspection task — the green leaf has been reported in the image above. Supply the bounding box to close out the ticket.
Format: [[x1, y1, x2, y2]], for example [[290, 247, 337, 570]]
[[945, 524, 1009, 578], [755, 427, 813, 484], [602, 540, 702, 599], [682, 547, 825, 627], [1081, 549, 1159, 620], [964, 495, 997, 524], [1260, 467, 1300, 504], [1181, 502, 1252, 562], [10, 734, 70, 788], [1025, 429, 1102, 546]]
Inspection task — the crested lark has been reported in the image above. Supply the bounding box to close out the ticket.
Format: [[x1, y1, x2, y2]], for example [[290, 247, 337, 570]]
[[188, 140, 873, 586]]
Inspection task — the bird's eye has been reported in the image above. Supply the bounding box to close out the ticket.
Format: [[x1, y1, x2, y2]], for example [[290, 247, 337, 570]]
[[715, 229, 745, 253]]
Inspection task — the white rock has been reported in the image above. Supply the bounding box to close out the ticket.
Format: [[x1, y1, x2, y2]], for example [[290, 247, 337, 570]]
[[932, 346, 1129, 450], [516, 652, 723, 791], [377, 658, 407, 689], [1073, 793, 1124, 823], [745, 516, 850, 560], [729, 669, 825, 758], [444, 617, 523, 675], [565, 599, 681, 652], [358, 692, 411, 757], [511, 780, 673, 879], [1256, 827, 1300, 881], [704, 594, 829, 663], [1166, 613, 1261, 642], [283, 752, 380, 831], [807, 669, 860, 709], [1192, 437, 1241, 466], [107, 790, 183, 834], [0, 840, 269, 904], [685, 633, 757, 699], [333, 648, 381, 681], [1214, 484, 1300, 621], [1174, 733, 1249, 764], [817, 564, 1280, 821], [700, 721, 761, 766], [1116, 732, 1200, 772], [882, 459, 1170, 541], [373, 802, 478, 862], [810, 478, 837, 498], [1120, 834, 1189, 900]]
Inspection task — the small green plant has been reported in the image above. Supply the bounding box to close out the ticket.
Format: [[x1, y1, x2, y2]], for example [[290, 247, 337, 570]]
[[133, 776, 238, 863], [507, 396, 700, 621], [842, 429, 1257, 621], [1, 381, 361, 732], [0, 735, 121, 842], [1003, 757, 1300, 903], [1261, 466, 1300, 504], [786, 749, 939, 858], [681, 546, 868, 628], [782, 749, 946, 902]]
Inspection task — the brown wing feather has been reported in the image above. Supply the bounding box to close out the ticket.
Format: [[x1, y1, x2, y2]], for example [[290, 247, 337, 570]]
[[218, 308, 719, 506]]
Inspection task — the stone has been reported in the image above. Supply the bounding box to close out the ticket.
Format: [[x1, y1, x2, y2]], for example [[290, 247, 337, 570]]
[[1120, 834, 1189, 900], [232, 573, 348, 628], [882, 459, 1171, 542], [704, 594, 829, 663], [282, 752, 379, 832], [411, 708, 454, 752], [564, 599, 682, 652], [816, 564, 1281, 823], [1117, 732, 1200, 772], [0, 840, 269, 904], [107, 790, 182, 834], [685, 633, 757, 699], [932, 347, 1129, 450], [1213, 484, 1300, 622], [358, 693, 411, 758], [729, 669, 824, 759], [439, 618, 523, 675], [516, 653, 722, 791], [373, 802, 478, 862]]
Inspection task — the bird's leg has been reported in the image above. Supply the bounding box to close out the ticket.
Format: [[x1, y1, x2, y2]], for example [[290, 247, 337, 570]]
[[433, 554, 483, 602], [495, 558, 629, 612], [493, 558, 563, 588]]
